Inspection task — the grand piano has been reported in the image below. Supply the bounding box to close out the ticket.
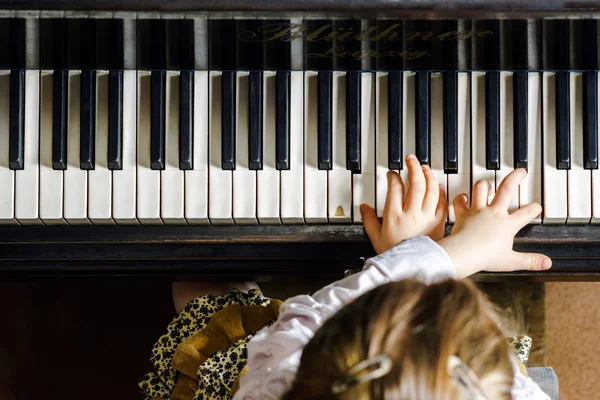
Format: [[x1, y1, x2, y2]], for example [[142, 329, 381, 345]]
[[0, 0, 600, 280]]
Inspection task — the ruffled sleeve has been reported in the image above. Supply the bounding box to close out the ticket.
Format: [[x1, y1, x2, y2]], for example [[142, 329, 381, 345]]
[[232, 236, 456, 400], [510, 355, 551, 400]]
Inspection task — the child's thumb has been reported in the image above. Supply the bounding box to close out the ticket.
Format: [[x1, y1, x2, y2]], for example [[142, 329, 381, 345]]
[[509, 251, 552, 271], [360, 204, 380, 243]]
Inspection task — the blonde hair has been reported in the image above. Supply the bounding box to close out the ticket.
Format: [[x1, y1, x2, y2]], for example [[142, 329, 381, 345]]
[[282, 278, 515, 400]]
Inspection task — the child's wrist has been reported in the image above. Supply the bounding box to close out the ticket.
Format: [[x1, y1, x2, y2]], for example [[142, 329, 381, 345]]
[[438, 235, 479, 279]]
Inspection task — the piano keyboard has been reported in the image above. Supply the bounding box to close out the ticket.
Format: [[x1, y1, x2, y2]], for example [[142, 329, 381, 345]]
[[0, 14, 599, 225]]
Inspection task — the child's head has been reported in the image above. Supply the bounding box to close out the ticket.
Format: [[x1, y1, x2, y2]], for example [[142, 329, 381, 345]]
[[283, 279, 515, 400]]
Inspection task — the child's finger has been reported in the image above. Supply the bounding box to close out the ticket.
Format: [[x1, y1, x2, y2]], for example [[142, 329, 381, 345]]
[[490, 168, 527, 212], [361, 204, 381, 244], [506, 250, 552, 272], [383, 170, 404, 217], [452, 193, 469, 217], [472, 180, 491, 210], [421, 165, 440, 214], [510, 202, 543, 228], [435, 184, 448, 220], [404, 154, 426, 212]]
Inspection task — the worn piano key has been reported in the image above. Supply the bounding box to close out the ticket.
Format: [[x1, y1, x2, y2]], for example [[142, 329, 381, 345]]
[[318, 71, 332, 170], [542, 72, 568, 223], [221, 70, 236, 170], [256, 71, 281, 224], [330, 71, 352, 223], [352, 72, 375, 223], [281, 71, 304, 223], [304, 71, 328, 223], [80, 70, 96, 170], [415, 71, 430, 165], [8, 69, 24, 170], [179, 70, 193, 170], [112, 70, 137, 224], [400, 72, 416, 191], [513, 70, 528, 169], [249, 71, 263, 171], [472, 71, 496, 204], [485, 71, 500, 170], [108, 70, 123, 170], [14, 70, 40, 224], [346, 70, 360, 172], [150, 70, 166, 170], [497, 71, 519, 212], [375, 72, 388, 217], [52, 70, 68, 170], [0, 71, 16, 223], [583, 71, 598, 170], [162, 71, 186, 224], [556, 71, 571, 170], [275, 70, 290, 170], [184, 70, 209, 225], [388, 70, 402, 170], [443, 71, 458, 174], [430, 73, 446, 191], [88, 71, 114, 224]]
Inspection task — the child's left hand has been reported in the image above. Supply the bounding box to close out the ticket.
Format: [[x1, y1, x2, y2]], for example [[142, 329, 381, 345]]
[[361, 154, 447, 254]]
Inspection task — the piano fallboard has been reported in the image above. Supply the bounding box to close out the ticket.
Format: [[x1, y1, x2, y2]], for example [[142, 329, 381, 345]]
[[1, 224, 600, 281]]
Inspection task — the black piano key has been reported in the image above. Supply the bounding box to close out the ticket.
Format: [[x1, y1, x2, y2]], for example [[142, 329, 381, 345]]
[[52, 70, 68, 170], [513, 71, 528, 169], [415, 71, 430, 165], [485, 71, 500, 170], [150, 70, 166, 170], [108, 70, 124, 170], [346, 71, 361, 172], [443, 71, 458, 174], [80, 70, 96, 170], [583, 71, 598, 170], [53, 19, 68, 69], [249, 71, 263, 171], [81, 19, 97, 70], [556, 71, 570, 170], [108, 19, 124, 70], [318, 71, 332, 170], [9, 18, 26, 70], [8, 69, 24, 170], [388, 70, 402, 170], [179, 70, 193, 170], [275, 71, 290, 170], [221, 71, 236, 170]]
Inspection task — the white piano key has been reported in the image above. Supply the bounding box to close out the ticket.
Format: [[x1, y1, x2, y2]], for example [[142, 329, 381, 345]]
[[594, 71, 600, 223], [304, 71, 328, 223], [471, 71, 495, 206], [401, 72, 416, 195], [232, 72, 257, 224], [430, 73, 447, 195], [39, 71, 65, 224], [121, 16, 137, 71], [448, 72, 471, 223], [62, 71, 89, 224], [88, 71, 114, 225], [329, 71, 352, 223], [519, 73, 543, 224], [257, 71, 281, 225], [375, 72, 389, 217], [161, 71, 186, 225], [542, 72, 567, 224], [0, 71, 16, 224], [15, 70, 41, 224], [113, 70, 138, 225], [568, 72, 592, 224], [208, 71, 233, 225], [137, 71, 162, 225], [191, 17, 208, 71], [496, 72, 519, 212], [290, 18, 304, 71], [281, 71, 304, 224], [185, 71, 209, 225], [353, 72, 375, 223]]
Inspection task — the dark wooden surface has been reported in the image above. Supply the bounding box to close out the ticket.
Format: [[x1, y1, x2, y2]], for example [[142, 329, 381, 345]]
[[2, 224, 600, 280]]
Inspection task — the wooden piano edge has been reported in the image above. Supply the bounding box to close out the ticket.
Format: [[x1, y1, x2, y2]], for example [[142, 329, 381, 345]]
[[1, 224, 600, 281]]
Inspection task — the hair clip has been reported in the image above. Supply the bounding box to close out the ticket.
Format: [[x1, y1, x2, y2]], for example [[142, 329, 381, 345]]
[[331, 354, 393, 395], [447, 355, 489, 400]]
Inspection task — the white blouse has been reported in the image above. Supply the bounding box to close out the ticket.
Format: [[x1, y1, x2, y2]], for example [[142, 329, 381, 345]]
[[232, 236, 550, 400]]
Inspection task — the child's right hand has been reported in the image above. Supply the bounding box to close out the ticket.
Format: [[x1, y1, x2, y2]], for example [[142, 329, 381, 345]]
[[438, 169, 552, 278]]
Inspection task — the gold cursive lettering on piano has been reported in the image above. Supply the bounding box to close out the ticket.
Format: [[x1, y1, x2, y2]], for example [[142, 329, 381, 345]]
[[307, 47, 430, 60], [236, 23, 493, 42]]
